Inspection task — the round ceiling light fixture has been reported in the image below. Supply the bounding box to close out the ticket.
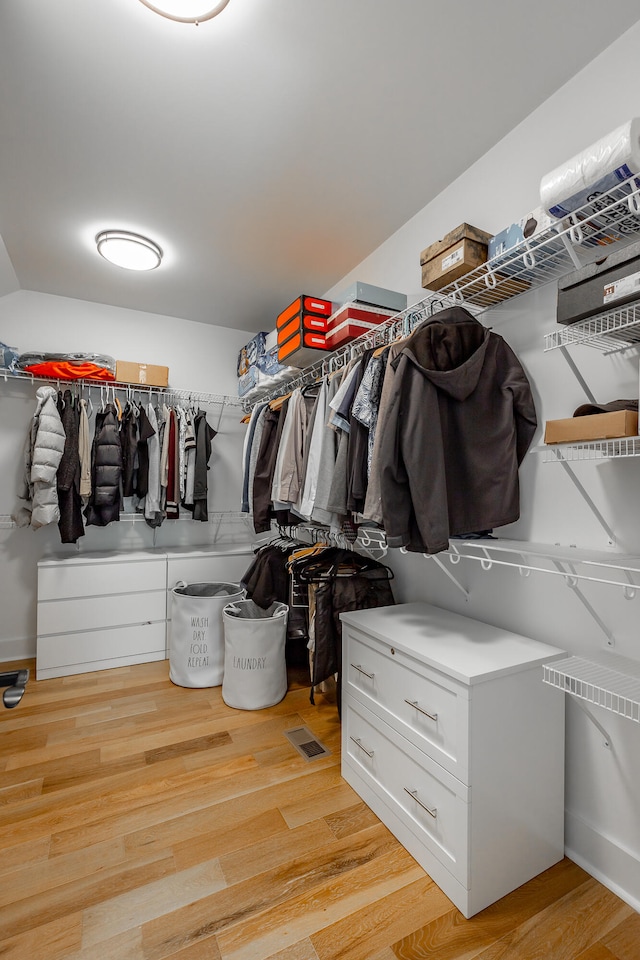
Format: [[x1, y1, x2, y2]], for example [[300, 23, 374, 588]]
[[95, 230, 163, 271], [138, 0, 231, 25]]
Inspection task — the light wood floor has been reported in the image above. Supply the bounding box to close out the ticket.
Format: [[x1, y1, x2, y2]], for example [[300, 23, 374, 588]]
[[0, 658, 638, 960]]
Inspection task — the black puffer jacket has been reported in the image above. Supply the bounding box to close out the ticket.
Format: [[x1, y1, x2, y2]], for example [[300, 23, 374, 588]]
[[57, 390, 85, 543], [84, 404, 123, 526]]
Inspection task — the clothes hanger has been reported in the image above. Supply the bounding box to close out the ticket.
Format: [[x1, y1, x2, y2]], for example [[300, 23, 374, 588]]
[[269, 391, 291, 411]]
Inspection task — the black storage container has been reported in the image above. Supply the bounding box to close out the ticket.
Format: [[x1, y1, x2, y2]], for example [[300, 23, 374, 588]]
[[557, 238, 640, 325]]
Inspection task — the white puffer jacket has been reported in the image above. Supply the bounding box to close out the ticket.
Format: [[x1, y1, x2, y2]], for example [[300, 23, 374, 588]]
[[14, 385, 66, 529]]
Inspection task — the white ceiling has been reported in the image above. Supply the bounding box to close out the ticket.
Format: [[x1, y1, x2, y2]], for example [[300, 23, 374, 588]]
[[1, 0, 639, 334]]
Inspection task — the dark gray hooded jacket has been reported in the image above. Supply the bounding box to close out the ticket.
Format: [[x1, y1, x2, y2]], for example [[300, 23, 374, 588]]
[[377, 307, 537, 554]]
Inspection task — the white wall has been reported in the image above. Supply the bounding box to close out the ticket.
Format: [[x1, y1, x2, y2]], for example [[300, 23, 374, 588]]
[[0, 289, 254, 661], [324, 21, 640, 913]]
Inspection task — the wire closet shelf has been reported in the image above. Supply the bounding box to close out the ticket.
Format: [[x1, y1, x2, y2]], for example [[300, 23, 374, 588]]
[[242, 175, 640, 411], [542, 654, 640, 722], [0, 369, 243, 409], [537, 437, 640, 463], [544, 302, 640, 355]]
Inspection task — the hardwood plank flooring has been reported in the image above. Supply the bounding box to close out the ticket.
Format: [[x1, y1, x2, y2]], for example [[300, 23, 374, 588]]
[[0, 657, 637, 960]]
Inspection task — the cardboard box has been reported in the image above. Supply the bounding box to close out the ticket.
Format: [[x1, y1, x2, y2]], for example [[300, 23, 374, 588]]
[[334, 281, 407, 313], [277, 330, 329, 369], [324, 303, 396, 349], [277, 314, 329, 344], [488, 206, 557, 261], [420, 223, 492, 291], [544, 410, 638, 444], [276, 295, 333, 331], [116, 360, 169, 387], [556, 238, 640, 325]]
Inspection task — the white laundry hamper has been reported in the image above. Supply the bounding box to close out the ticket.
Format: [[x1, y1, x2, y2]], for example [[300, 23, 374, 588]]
[[221, 599, 289, 709], [170, 581, 243, 688]]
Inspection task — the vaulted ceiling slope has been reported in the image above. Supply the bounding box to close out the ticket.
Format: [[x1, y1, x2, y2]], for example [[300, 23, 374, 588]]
[[1, 1, 639, 332]]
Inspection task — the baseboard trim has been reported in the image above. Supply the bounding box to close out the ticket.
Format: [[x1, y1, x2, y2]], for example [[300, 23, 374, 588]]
[[565, 810, 640, 914], [0, 635, 35, 665]]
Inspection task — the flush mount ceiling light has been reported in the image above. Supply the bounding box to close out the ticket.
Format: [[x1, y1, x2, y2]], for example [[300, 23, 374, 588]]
[[138, 0, 231, 25], [95, 230, 163, 271]]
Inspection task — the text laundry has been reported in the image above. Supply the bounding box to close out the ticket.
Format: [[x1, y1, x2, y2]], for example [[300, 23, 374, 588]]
[[233, 656, 267, 670]]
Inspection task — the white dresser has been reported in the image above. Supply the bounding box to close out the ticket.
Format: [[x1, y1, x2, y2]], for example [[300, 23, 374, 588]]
[[340, 601, 566, 918], [36, 546, 254, 680], [37, 550, 168, 680]]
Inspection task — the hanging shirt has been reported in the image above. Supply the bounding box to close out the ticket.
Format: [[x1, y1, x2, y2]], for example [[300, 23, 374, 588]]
[[297, 379, 328, 520], [144, 402, 163, 525], [78, 398, 92, 500]]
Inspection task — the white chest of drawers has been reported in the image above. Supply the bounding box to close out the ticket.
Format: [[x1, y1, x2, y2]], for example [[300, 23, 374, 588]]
[[37, 550, 168, 680], [36, 546, 254, 680], [340, 602, 566, 918]]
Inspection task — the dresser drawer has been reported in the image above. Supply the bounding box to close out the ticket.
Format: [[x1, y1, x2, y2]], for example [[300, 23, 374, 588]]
[[37, 590, 166, 635], [343, 695, 469, 887], [38, 556, 166, 601], [166, 552, 252, 591], [36, 621, 166, 677], [344, 625, 469, 781]]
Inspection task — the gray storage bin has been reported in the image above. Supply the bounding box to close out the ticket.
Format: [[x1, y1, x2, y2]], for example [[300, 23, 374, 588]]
[[170, 581, 243, 688], [222, 599, 289, 710]]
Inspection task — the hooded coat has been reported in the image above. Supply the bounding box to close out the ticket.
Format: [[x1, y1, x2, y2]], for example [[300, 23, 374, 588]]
[[14, 385, 66, 530], [377, 307, 537, 554]]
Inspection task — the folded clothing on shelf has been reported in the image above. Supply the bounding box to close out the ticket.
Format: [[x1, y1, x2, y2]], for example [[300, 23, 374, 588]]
[[16, 352, 116, 381]]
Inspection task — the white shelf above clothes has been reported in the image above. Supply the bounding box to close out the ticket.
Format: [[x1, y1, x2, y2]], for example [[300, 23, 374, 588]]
[[241, 175, 640, 412], [0, 368, 243, 409]]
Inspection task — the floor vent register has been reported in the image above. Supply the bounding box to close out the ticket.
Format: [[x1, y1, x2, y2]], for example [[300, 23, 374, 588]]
[[283, 726, 331, 761]]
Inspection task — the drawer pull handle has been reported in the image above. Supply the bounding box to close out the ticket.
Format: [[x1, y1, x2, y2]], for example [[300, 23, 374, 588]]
[[351, 663, 375, 680], [404, 787, 437, 819], [350, 736, 374, 758], [405, 699, 438, 722]]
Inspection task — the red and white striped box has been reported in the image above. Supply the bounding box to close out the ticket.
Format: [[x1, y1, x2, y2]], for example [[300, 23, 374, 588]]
[[324, 303, 397, 349]]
